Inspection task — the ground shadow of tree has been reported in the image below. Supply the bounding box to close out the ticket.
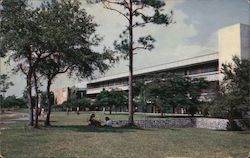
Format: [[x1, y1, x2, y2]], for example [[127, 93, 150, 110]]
[[51, 125, 143, 133]]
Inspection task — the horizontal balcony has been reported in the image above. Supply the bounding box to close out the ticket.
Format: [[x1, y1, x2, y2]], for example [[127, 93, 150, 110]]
[[87, 84, 128, 94], [88, 53, 218, 84], [188, 71, 220, 81], [87, 71, 220, 95]]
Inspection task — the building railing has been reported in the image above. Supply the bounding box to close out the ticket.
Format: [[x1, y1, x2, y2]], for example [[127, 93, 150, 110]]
[[188, 71, 220, 81], [87, 84, 128, 94], [87, 71, 220, 94]]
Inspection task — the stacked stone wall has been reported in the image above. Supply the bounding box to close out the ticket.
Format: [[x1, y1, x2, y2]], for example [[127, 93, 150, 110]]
[[113, 117, 229, 130]]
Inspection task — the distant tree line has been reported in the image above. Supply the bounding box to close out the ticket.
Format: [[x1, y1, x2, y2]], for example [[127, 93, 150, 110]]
[[0, 95, 26, 112]]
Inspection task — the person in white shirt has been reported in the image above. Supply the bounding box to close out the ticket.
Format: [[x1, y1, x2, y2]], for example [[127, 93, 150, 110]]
[[104, 117, 112, 127]]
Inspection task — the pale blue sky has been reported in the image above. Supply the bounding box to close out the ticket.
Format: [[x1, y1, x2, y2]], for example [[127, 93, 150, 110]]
[[2, 0, 249, 97]]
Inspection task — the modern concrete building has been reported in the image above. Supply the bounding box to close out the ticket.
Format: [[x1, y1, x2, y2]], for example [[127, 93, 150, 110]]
[[53, 24, 249, 112], [86, 52, 219, 97], [218, 23, 250, 79], [86, 23, 250, 100], [52, 86, 86, 105]]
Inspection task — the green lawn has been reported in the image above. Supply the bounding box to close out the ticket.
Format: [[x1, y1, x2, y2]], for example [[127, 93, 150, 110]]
[[1, 112, 249, 158]]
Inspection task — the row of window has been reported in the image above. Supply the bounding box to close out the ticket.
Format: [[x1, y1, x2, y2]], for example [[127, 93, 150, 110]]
[[88, 62, 218, 89]]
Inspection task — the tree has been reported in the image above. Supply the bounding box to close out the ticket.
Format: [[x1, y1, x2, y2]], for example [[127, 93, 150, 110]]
[[35, 0, 115, 126], [62, 97, 91, 113], [0, 0, 44, 126], [145, 73, 209, 116], [90, 0, 173, 125], [0, 74, 14, 98], [40, 92, 54, 108], [145, 74, 173, 116], [1, 0, 115, 127], [187, 78, 209, 116], [113, 90, 128, 112], [96, 89, 127, 114], [134, 80, 147, 112], [210, 56, 250, 129], [0, 95, 26, 110]]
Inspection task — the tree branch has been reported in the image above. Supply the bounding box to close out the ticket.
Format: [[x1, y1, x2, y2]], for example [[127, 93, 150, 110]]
[[102, 1, 130, 21], [132, 21, 151, 27], [103, 0, 128, 8], [133, 4, 144, 15], [19, 64, 28, 76], [133, 46, 146, 51], [132, 11, 152, 27], [123, 0, 129, 9], [58, 66, 71, 74]]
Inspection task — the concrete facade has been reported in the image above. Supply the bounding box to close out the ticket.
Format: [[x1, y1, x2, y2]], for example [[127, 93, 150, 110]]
[[52, 86, 87, 105], [218, 23, 250, 71], [87, 23, 250, 96], [52, 87, 71, 105], [87, 53, 219, 95], [53, 24, 249, 108]]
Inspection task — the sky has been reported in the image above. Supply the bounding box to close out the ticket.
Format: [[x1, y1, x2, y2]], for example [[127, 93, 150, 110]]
[[1, 0, 249, 97]]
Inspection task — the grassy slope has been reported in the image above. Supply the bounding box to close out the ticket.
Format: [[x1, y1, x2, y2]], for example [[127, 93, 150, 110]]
[[0, 112, 249, 158]]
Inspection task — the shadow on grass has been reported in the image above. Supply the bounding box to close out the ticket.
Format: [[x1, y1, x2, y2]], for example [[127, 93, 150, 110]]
[[146, 115, 203, 118], [51, 125, 143, 133], [38, 120, 57, 123], [103, 113, 129, 116]]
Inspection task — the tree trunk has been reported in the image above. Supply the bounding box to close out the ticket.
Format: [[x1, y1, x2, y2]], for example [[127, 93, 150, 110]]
[[27, 72, 33, 126], [33, 73, 39, 128], [172, 105, 176, 114], [161, 112, 164, 117], [109, 105, 112, 115], [45, 79, 52, 126], [128, 0, 134, 126], [26, 45, 34, 127], [144, 98, 147, 113]]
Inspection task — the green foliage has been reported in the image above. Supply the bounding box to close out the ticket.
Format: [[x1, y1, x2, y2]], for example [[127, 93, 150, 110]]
[[210, 56, 250, 121], [36, 0, 116, 79], [1, 0, 117, 126], [133, 80, 147, 109], [143, 73, 209, 115], [40, 92, 54, 108], [0, 95, 26, 109], [0, 74, 14, 97], [0, 0, 42, 62], [95, 89, 128, 114], [62, 97, 91, 109], [1, 0, 47, 126]]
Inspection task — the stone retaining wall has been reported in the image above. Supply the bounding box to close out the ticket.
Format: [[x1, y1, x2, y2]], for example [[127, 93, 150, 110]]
[[113, 117, 229, 130], [195, 118, 228, 130]]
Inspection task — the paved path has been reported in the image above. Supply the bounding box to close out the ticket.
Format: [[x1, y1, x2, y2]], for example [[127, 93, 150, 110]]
[[0, 112, 29, 124]]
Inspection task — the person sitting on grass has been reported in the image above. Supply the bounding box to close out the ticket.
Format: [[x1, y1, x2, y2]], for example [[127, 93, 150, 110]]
[[88, 113, 101, 127], [103, 117, 112, 127]]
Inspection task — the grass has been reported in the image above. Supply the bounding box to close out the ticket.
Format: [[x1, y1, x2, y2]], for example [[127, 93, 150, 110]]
[[1, 111, 249, 158]]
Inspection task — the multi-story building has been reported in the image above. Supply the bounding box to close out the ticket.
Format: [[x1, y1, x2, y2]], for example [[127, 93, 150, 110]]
[[53, 23, 249, 112], [53, 86, 86, 105], [87, 24, 250, 97], [86, 52, 219, 98], [86, 23, 250, 100]]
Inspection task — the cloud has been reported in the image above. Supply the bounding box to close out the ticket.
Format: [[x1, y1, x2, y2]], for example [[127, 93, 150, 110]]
[[96, 6, 203, 75]]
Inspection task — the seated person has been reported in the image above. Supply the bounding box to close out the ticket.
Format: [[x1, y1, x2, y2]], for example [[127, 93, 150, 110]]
[[88, 113, 101, 127], [103, 117, 112, 127]]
